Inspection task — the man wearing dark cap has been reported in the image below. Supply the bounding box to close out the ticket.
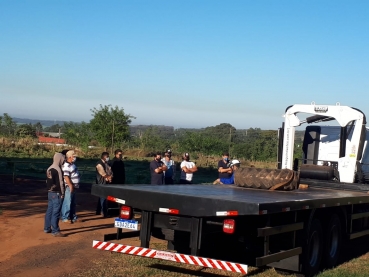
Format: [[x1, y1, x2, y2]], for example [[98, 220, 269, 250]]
[[218, 152, 232, 182], [161, 149, 176, 184], [150, 152, 167, 185], [180, 153, 198, 184]]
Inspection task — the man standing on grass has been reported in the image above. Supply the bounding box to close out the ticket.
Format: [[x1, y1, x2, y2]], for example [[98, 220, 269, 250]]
[[61, 150, 80, 223], [161, 149, 176, 184], [180, 153, 198, 184], [150, 152, 167, 185], [44, 152, 66, 237]]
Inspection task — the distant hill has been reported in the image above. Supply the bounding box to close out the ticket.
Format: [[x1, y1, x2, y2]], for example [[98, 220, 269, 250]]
[[12, 117, 287, 137], [13, 117, 67, 127]]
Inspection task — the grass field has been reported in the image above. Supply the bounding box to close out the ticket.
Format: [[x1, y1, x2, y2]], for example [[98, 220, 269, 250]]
[[0, 156, 274, 185], [75, 240, 290, 277], [72, 238, 369, 277]]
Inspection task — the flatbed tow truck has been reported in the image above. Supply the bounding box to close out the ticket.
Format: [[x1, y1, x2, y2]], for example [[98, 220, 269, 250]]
[[92, 103, 369, 276]]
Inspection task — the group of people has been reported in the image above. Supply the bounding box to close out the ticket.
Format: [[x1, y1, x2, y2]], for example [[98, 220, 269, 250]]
[[44, 148, 240, 236], [150, 150, 198, 185], [44, 150, 80, 237], [44, 148, 127, 237], [95, 149, 126, 217], [150, 150, 240, 185]]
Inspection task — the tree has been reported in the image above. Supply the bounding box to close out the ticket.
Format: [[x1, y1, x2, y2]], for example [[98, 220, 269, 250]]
[[33, 122, 43, 136], [203, 123, 236, 140], [139, 126, 166, 152], [0, 113, 17, 137], [89, 104, 135, 150], [63, 121, 93, 150], [43, 124, 63, 133], [178, 131, 228, 156], [16, 124, 37, 138]]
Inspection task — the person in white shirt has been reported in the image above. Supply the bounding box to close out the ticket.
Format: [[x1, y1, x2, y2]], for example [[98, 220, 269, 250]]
[[180, 152, 198, 184], [61, 150, 80, 223]]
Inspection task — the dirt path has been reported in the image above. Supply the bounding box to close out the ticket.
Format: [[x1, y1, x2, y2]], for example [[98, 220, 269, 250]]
[[0, 178, 139, 277]]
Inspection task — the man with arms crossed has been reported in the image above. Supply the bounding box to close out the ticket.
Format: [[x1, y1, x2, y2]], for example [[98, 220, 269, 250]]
[[180, 152, 198, 184], [218, 152, 232, 183], [150, 152, 167, 185]]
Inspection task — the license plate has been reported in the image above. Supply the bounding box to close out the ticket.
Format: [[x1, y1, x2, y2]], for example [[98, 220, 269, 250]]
[[114, 219, 138, 230]]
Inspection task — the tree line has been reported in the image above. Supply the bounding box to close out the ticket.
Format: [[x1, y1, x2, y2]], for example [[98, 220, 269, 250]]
[[0, 105, 303, 161]]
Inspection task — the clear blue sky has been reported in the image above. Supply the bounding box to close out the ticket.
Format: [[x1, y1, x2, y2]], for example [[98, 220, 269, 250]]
[[1, 1, 369, 129]]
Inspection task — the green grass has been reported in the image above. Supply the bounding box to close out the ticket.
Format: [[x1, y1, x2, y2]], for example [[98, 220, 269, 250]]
[[72, 245, 287, 277], [317, 253, 369, 277], [69, 245, 369, 277], [0, 157, 224, 185]]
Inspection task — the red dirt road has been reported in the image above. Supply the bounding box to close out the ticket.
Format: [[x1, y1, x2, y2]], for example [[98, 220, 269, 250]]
[[0, 178, 136, 277]]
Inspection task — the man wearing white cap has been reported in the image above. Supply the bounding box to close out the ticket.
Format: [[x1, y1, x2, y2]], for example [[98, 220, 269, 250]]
[[61, 150, 80, 223]]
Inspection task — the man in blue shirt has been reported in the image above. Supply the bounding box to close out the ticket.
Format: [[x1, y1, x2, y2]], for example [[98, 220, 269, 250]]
[[218, 152, 232, 183], [162, 149, 176, 184], [213, 160, 241, 185]]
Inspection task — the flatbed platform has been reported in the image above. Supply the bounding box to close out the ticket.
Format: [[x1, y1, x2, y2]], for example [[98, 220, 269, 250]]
[[91, 183, 369, 216]]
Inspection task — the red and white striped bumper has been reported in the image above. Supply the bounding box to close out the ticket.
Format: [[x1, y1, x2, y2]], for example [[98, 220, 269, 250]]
[[92, 240, 248, 274]]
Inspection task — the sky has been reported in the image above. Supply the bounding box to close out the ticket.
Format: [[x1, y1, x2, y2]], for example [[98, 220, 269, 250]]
[[1, 1, 369, 129]]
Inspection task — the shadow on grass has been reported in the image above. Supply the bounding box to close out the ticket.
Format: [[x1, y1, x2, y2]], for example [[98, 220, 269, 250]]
[[148, 263, 269, 277], [149, 264, 233, 277]]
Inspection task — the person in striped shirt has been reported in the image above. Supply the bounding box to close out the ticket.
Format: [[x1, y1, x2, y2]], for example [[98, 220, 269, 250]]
[[61, 150, 80, 223]]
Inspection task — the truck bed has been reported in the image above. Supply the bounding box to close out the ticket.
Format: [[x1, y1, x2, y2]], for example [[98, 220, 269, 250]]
[[91, 183, 369, 216]]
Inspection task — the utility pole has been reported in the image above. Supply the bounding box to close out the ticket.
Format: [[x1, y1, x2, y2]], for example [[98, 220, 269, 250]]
[[111, 120, 115, 154], [229, 127, 232, 156]]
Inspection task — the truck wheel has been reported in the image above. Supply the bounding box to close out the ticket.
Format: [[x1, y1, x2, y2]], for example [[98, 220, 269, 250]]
[[323, 214, 342, 268], [302, 219, 323, 277]]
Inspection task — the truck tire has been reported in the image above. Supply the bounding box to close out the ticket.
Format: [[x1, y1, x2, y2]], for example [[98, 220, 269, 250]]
[[323, 214, 342, 268], [234, 168, 299, 191], [302, 219, 323, 277]]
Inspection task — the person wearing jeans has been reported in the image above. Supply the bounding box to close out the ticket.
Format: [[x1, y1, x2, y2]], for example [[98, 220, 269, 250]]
[[44, 192, 63, 234], [44, 153, 66, 237], [61, 186, 77, 222], [61, 150, 80, 223]]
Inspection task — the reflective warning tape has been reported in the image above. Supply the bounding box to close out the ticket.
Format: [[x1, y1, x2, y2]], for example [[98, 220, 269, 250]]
[[92, 240, 248, 274], [107, 196, 126, 204]]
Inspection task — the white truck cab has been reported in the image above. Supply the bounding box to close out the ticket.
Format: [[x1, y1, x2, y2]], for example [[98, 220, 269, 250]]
[[280, 103, 368, 183]]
